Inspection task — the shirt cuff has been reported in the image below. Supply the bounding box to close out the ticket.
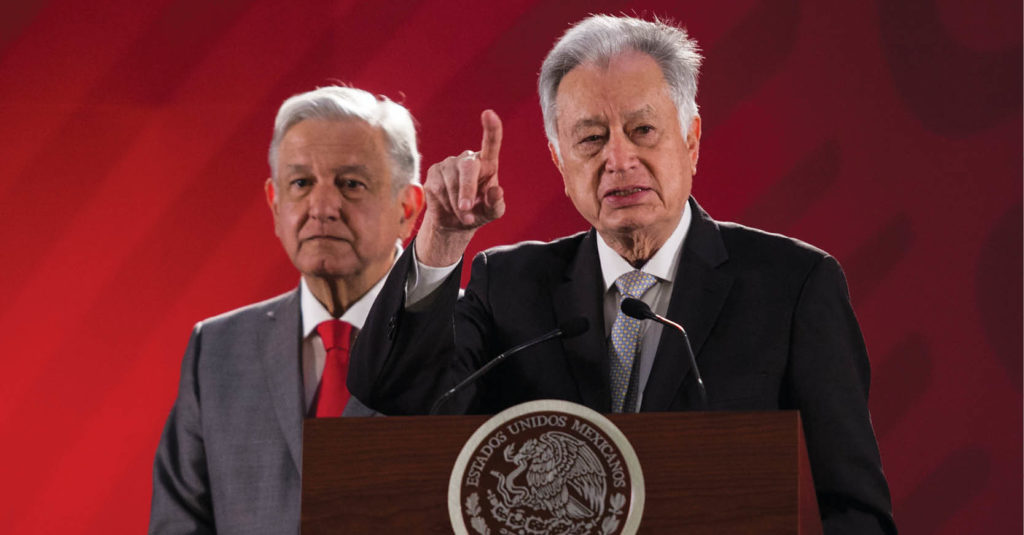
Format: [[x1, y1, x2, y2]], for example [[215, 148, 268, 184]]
[[406, 246, 459, 307]]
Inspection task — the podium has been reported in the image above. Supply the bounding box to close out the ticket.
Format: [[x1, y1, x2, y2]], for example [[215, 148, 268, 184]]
[[302, 411, 822, 533]]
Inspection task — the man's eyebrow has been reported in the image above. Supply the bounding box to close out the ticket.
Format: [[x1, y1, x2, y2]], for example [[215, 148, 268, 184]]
[[569, 105, 658, 133], [570, 117, 608, 134], [622, 105, 657, 122], [331, 164, 371, 177], [281, 164, 311, 176], [281, 164, 372, 176]]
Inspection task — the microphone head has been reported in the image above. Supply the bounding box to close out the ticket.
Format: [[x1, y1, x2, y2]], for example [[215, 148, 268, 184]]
[[621, 297, 656, 320], [558, 317, 589, 338]]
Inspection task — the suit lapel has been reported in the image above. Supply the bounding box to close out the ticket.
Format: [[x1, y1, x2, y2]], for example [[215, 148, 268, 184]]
[[641, 199, 734, 411], [553, 230, 612, 412], [257, 289, 304, 471]]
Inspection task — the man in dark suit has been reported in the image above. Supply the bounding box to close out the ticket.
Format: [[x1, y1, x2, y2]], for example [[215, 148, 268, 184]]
[[349, 15, 896, 534], [149, 86, 425, 534]]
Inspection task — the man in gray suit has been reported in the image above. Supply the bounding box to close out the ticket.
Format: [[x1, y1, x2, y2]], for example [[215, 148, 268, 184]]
[[149, 86, 425, 534]]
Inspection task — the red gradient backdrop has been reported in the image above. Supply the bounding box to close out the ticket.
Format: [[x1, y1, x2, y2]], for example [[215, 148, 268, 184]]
[[0, 1, 1020, 533]]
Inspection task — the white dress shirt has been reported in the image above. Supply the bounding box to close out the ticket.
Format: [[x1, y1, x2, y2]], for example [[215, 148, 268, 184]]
[[300, 244, 402, 412], [595, 203, 692, 410], [406, 203, 693, 411]]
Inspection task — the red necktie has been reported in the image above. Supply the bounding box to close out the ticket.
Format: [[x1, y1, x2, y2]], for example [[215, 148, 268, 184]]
[[314, 319, 353, 418]]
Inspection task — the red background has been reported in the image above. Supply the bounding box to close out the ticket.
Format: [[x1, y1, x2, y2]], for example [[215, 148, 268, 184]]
[[0, 1, 1020, 533]]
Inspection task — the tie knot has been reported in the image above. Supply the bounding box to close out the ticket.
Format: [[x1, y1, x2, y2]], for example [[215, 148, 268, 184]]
[[615, 270, 658, 299], [316, 319, 353, 352]]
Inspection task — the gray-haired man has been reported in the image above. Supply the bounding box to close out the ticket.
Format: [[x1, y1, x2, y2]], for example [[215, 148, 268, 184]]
[[150, 86, 424, 534], [350, 15, 897, 534]]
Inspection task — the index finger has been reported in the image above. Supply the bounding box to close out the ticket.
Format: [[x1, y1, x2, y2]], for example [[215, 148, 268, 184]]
[[479, 109, 503, 166]]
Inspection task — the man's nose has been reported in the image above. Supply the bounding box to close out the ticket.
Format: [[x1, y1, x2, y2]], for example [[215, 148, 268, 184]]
[[603, 131, 638, 174], [308, 180, 342, 220]]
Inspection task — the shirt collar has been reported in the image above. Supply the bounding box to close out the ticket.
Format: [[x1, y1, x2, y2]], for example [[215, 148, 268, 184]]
[[596, 201, 692, 291], [300, 242, 402, 338]]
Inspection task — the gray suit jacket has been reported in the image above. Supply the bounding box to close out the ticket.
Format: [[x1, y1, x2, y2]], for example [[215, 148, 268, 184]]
[[150, 289, 378, 535]]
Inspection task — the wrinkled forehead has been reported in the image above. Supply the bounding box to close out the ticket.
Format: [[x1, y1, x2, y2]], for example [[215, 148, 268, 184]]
[[283, 118, 387, 155], [282, 116, 378, 145], [554, 53, 676, 126], [275, 118, 391, 175]]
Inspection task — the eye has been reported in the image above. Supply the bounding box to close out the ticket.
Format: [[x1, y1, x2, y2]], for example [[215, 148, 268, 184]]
[[576, 132, 607, 153], [340, 178, 366, 190], [633, 125, 655, 136], [289, 177, 313, 189]]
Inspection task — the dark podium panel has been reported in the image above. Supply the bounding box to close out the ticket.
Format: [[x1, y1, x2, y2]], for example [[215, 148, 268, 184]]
[[302, 411, 822, 534]]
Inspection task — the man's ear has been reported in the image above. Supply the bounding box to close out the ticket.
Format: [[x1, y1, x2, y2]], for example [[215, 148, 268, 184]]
[[398, 183, 425, 240], [264, 178, 278, 217], [548, 142, 564, 172], [686, 115, 701, 175], [548, 142, 570, 196]]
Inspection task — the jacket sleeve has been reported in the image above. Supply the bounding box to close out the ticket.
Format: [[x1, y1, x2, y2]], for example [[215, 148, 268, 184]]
[[787, 255, 897, 534], [149, 324, 216, 535], [348, 242, 469, 415]]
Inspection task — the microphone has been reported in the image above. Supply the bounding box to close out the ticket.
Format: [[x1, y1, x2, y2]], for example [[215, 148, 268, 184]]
[[429, 317, 590, 414], [620, 297, 708, 409]]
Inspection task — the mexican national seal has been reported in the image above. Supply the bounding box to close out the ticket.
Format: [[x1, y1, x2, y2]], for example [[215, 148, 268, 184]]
[[449, 400, 644, 535]]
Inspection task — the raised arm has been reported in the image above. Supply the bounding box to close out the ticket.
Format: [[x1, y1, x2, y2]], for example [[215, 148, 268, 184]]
[[415, 110, 505, 267]]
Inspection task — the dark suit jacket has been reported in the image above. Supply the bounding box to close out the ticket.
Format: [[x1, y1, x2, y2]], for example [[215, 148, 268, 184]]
[[150, 289, 378, 535], [349, 198, 896, 534]]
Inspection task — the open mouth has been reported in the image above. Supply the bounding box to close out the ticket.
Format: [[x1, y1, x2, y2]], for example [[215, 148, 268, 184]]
[[606, 187, 649, 198], [603, 186, 654, 202]]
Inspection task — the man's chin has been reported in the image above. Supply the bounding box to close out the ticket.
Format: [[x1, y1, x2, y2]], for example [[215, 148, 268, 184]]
[[295, 257, 360, 281], [598, 214, 658, 236]]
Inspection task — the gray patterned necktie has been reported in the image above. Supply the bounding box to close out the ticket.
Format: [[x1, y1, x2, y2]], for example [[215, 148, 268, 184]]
[[609, 270, 658, 412]]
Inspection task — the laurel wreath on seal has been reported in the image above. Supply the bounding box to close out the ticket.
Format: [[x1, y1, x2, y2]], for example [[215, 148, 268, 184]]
[[599, 492, 627, 534], [471, 486, 627, 534], [465, 492, 490, 535]]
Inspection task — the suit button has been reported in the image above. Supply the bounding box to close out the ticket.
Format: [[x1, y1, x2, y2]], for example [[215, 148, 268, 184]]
[[387, 317, 397, 340]]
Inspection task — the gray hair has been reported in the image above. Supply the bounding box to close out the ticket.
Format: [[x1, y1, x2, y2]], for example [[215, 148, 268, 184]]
[[268, 85, 420, 192], [538, 15, 703, 159]]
